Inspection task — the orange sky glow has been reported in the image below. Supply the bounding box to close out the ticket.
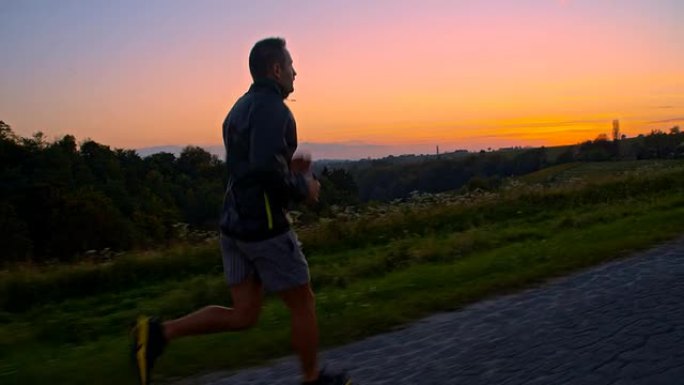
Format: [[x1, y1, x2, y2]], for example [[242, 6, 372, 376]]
[[1, 0, 682, 158]]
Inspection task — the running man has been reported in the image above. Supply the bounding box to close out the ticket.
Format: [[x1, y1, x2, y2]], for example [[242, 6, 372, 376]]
[[132, 37, 351, 385]]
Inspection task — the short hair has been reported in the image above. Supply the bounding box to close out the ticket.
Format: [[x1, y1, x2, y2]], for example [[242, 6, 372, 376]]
[[249, 37, 287, 80]]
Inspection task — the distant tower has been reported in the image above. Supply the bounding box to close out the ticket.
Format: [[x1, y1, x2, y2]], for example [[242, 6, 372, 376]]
[[436, 145, 440, 155], [612, 119, 620, 141]]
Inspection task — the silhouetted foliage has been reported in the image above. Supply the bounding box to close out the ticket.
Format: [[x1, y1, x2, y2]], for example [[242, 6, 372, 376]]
[[0, 119, 682, 264], [316, 167, 359, 211], [0, 123, 225, 263], [350, 148, 547, 201]]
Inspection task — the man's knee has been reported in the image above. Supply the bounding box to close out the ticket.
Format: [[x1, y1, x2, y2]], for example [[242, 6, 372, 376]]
[[233, 305, 261, 329], [279, 284, 316, 312]]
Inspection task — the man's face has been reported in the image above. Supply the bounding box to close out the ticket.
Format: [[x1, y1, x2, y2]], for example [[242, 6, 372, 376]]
[[274, 48, 296, 98]]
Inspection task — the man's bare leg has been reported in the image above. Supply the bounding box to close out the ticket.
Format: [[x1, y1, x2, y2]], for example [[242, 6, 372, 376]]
[[163, 277, 264, 340], [278, 283, 319, 383]]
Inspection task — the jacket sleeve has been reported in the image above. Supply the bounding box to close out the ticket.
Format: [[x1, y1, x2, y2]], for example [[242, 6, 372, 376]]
[[247, 101, 309, 203]]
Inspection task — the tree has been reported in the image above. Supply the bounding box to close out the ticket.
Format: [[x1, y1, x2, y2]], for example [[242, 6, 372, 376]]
[[0, 121, 26, 170], [512, 148, 548, 174], [317, 167, 359, 209], [20, 131, 48, 151], [48, 188, 134, 261], [80, 140, 122, 184], [612, 120, 620, 142], [577, 137, 613, 161], [145, 152, 176, 177], [177, 146, 219, 178], [0, 203, 33, 264], [0, 120, 17, 142]]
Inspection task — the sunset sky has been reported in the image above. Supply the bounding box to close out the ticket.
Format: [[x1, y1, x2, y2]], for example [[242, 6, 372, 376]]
[[1, 0, 682, 159]]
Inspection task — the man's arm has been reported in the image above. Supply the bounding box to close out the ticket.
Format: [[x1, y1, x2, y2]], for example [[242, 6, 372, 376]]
[[248, 101, 310, 203]]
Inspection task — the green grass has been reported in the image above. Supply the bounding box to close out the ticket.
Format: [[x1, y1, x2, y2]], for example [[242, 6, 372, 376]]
[[4, 159, 682, 314], [518, 159, 683, 184], [0, 244, 223, 312], [2, 160, 684, 384]]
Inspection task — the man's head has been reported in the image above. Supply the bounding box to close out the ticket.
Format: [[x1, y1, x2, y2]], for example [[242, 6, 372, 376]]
[[249, 37, 297, 98]]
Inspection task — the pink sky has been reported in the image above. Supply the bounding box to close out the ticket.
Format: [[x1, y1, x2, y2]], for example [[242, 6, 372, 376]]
[[1, 0, 682, 158]]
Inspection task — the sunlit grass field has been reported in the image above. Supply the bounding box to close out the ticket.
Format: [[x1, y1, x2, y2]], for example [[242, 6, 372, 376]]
[[1, 159, 684, 385]]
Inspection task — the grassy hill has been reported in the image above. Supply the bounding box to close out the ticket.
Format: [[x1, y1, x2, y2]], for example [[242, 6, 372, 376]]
[[1, 159, 684, 384], [517, 159, 683, 184]]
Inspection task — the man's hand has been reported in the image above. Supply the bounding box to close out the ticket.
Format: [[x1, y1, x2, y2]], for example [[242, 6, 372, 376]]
[[305, 176, 320, 205], [290, 154, 312, 174], [291, 153, 318, 204]]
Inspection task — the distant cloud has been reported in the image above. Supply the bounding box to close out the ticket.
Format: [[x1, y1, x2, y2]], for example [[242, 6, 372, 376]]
[[474, 127, 598, 140], [136, 142, 446, 161], [298, 141, 439, 160], [500, 119, 605, 129], [136, 145, 184, 157], [648, 117, 684, 124]]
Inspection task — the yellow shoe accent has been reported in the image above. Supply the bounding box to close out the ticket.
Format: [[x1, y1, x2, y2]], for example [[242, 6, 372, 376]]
[[136, 316, 149, 385]]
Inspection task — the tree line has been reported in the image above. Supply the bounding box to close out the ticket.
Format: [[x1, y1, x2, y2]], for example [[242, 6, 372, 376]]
[[1, 120, 681, 264], [1, 121, 226, 263], [0, 121, 361, 264], [348, 125, 683, 201]]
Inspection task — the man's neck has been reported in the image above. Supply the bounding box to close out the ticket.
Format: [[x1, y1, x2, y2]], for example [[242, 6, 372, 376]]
[[252, 77, 285, 98]]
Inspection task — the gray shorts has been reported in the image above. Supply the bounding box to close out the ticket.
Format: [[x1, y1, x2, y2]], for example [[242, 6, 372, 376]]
[[220, 230, 310, 293]]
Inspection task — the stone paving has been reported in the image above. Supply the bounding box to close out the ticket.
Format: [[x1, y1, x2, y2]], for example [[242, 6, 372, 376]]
[[173, 236, 684, 385]]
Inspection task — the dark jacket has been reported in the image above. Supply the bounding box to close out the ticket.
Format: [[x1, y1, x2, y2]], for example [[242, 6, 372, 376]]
[[219, 79, 309, 241]]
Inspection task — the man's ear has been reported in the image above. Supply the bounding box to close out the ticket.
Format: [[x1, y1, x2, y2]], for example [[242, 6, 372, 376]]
[[272, 62, 282, 80]]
